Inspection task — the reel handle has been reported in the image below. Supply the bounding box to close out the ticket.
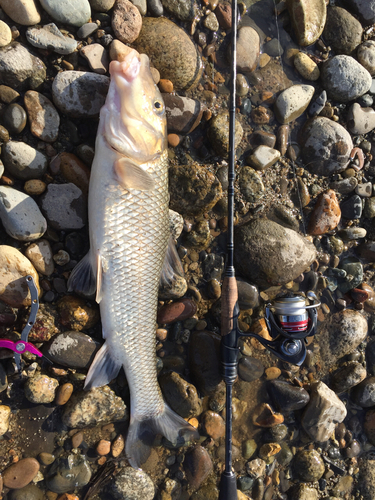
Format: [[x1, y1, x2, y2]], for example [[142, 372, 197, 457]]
[[221, 276, 238, 337]]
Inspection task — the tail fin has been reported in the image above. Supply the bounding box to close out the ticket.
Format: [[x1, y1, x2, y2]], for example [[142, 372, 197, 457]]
[[126, 404, 199, 468]]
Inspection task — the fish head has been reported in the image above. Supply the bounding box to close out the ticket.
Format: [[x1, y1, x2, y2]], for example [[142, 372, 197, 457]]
[[102, 49, 166, 164]]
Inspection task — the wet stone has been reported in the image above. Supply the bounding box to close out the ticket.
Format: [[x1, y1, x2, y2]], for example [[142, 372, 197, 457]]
[[57, 295, 99, 331], [237, 279, 259, 309], [201, 410, 225, 440], [238, 356, 264, 382], [264, 424, 288, 443], [159, 371, 202, 418], [321, 55, 372, 102], [46, 454, 92, 494], [268, 380, 310, 412], [8, 484, 45, 500], [294, 449, 325, 482], [330, 177, 358, 194], [112, 466, 155, 500], [351, 376, 375, 407], [308, 190, 341, 235], [24, 91, 60, 143], [302, 381, 347, 442], [161, 0, 198, 21], [55, 383, 74, 405], [330, 362, 367, 393], [157, 298, 197, 324], [40, 183, 87, 231], [247, 146, 280, 171], [290, 484, 319, 500], [24, 374, 59, 404], [2, 141, 48, 179], [184, 445, 213, 491], [39, 0, 91, 27], [62, 386, 128, 428], [338, 227, 367, 241], [286, 0, 326, 46], [26, 24, 78, 54], [189, 330, 221, 396], [44, 331, 101, 368], [294, 51, 320, 81], [252, 403, 284, 427], [207, 111, 243, 157], [0, 185, 47, 241], [341, 194, 362, 219], [3, 458, 40, 489], [246, 458, 266, 479], [239, 166, 265, 202], [0, 42, 46, 91]]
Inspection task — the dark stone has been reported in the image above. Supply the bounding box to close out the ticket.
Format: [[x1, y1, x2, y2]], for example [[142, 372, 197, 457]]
[[188, 330, 222, 395], [268, 380, 310, 412], [44, 331, 101, 369], [163, 93, 203, 135], [238, 356, 264, 382], [159, 371, 202, 418], [183, 445, 213, 491], [237, 279, 259, 309], [351, 376, 375, 407], [340, 195, 363, 219], [323, 6, 363, 55], [330, 361, 367, 393]]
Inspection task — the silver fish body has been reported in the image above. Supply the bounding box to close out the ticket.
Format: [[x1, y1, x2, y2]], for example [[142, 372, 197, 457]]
[[68, 50, 198, 467]]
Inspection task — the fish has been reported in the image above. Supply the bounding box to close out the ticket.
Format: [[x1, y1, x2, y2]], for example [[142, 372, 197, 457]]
[[68, 48, 199, 468]]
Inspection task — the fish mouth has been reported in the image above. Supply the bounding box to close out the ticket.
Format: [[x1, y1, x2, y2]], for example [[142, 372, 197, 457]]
[[109, 49, 141, 85]]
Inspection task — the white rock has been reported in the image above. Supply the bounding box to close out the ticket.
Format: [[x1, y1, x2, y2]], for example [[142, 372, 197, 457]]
[[2, 141, 48, 180], [347, 102, 375, 134], [0, 405, 11, 435], [25, 239, 55, 276], [0, 245, 40, 307], [236, 26, 260, 73], [247, 145, 281, 171], [0, 186, 47, 241], [302, 381, 347, 442], [274, 84, 315, 124], [0, 21, 12, 47], [0, 0, 41, 25]]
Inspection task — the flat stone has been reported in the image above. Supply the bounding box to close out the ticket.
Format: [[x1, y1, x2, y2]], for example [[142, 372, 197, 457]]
[[0, 42, 46, 91], [2, 141, 48, 179], [77, 22, 99, 39], [0, 85, 19, 104], [2, 103, 27, 134], [163, 93, 203, 135], [24, 91, 60, 142], [80, 43, 109, 74], [321, 55, 372, 102], [309, 90, 326, 116], [39, 0, 91, 26], [286, 0, 326, 46], [341, 194, 362, 219], [184, 446, 213, 491], [52, 71, 109, 118], [347, 103, 375, 134], [133, 17, 202, 91], [0, 186, 47, 241], [247, 145, 280, 170], [274, 84, 314, 124], [3, 458, 40, 489], [323, 6, 363, 55], [44, 331, 101, 368], [90, 0, 116, 10], [308, 189, 341, 235], [161, 0, 198, 21], [40, 183, 87, 231], [302, 381, 347, 442], [111, 0, 142, 44], [0, 21, 12, 48], [26, 24, 78, 55], [330, 177, 358, 194], [236, 26, 260, 73], [357, 40, 375, 76], [299, 117, 353, 176], [294, 52, 320, 80], [238, 356, 264, 381], [0, 0, 41, 25]]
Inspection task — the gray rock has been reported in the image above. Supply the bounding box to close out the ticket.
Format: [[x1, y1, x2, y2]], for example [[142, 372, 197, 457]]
[[159, 371, 202, 418], [89, 0, 115, 11], [46, 454, 92, 494], [343, 0, 375, 25], [112, 467, 155, 500], [39, 0, 91, 26], [356, 182, 373, 197], [0, 42, 46, 91], [62, 386, 128, 428], [274, 84, 314, 124], [338, 257, 364, 292], [338, 227, 367, 240], [236, 26, 260, 73], [0, 186, 47, 241], [2, 141, 48, 180], [321, 55, 372, 102], [2, 103, 26, 134], [301, 381, 347, 442], [318, 309, 368, 369], [52, 71, 109, 118], [44, 331, 101, 368], [358, 40, 375, 76], [234, 219, 316, 287], [323, 6, 363, 55], [299, 117, 353, 176], [309, 90, 327, 116], [357, 457, 375, 500], [26, 24, 78, 55], [330, 362, 367, 393], [347, 103, 375, 134], [340, 194, 362, 219], [161, 0, 198, 21], [351, 376, 375, 407], [330, 177, 358, 194], [40, 183, 87, 231], [77, 22, 99, 39], [239, 166, 265, 202]]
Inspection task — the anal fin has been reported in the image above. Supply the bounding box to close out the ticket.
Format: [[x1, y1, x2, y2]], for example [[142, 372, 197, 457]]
[[84, 341, 121, 390], [67, 251, 96, 296], [114, 158, 155, 191], [160, 237, 184, 287]]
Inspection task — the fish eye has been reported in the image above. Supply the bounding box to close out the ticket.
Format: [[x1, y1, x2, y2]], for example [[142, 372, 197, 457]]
[[153, 99, 164, 114]]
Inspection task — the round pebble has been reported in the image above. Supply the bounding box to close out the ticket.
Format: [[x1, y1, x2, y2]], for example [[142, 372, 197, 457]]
[[0, 0, 41, 25], [3, 458, 40, 489], [45, 330, 101, 368], [55, 383, 74, 405], [2, 141, 48, 179], [294, 449, 325, 482]]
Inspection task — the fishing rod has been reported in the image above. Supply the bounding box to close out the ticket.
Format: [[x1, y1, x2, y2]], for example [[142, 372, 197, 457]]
[[218, 2, 321, 498]]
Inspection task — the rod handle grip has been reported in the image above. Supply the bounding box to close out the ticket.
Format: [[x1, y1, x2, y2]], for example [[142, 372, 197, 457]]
[[221, 276, 238, 337]]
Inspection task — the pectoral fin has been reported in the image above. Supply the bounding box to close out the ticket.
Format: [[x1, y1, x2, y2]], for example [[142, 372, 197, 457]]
[[114, 158, 155, 191]]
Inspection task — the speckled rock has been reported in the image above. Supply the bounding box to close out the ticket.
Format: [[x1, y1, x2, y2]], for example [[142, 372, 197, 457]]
[[112, 466, 155, 500], [45, 455, 92, 494], [330, 362, 367, 393], [357, 458, 375, 500], [318, 309, 368, 368], [289, 484, 319, 500], [169, 164, 222, 216], [234, 219, 316, 287], [40, 183, 87, 230], [0, 245, 40, 306], [112, 0, 142, 44], [52, 71, 109, 118], [24, 374, 59, 404], [26, 24, 78, 54], [207, 112, 243, 157], [351, 377, 375, 407], [357, 40, 375, 75], [161, 0, 198, 21], [80, 43, 109, 74], [159, 371, 202, 418], [238, 166, 265, 202], [44, 331, 101, 368], [274, 84, 314, 124], [299, 117, 353, 176], [39, 0, 91, 26], [323, 6, 363, 55], [57, 295, 99, 331], [236, 26, 260, 73], [321, 55, 372, 102], [2, 458, 40, 489], [308, 190, 341, 235], [294, 449, 325, 481], [0, 42, 46, 90], [0, 186, 47, 241], [0, 405, 10, 435], [133, 17, 202, 91], [2, 141, 48, 179], [286, 0, 326, 46], [302, 382, 347, 441], [62, 386, 128, 428], [347, 103, 375, 135]]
